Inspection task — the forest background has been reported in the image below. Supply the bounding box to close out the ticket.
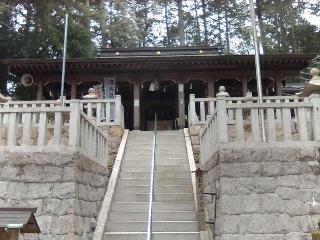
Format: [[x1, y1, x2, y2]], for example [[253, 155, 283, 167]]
[[0, 0, 319, 96]]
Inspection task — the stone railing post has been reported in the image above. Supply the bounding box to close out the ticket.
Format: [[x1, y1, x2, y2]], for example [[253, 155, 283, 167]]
[[216, 86, 229, 143], [69, 100, 81, 146], [7, 112, 17, 147], [114, 95, 122, 126], [189, 94, 197, 125], [309, 94, 320, 140]]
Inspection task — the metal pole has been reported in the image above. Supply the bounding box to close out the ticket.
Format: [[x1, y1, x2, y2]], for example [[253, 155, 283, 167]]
[[249, 0, 266, 142], [60, 14, 69, 106], [147, 114, 157, 240]]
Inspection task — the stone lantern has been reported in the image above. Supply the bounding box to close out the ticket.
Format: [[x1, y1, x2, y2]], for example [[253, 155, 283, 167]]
[[0, 92, 12, 103], [83, 88, 98, 100], [216, 86, 230, 98], [297, 68, 320, 97]]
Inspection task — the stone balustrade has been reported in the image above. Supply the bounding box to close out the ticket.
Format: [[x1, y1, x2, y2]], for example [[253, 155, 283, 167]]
[[0, 95, 124, 128], [189, 93, 320, 166], [0, 97, 125, 168], [188, 94, 309, 125], [189, 91, 320, 240], [0, 97, 125, 239], [79, 112, 108, 167]]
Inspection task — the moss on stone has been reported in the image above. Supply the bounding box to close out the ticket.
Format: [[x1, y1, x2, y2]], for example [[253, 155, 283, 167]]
[[312, 231, 320, 240]]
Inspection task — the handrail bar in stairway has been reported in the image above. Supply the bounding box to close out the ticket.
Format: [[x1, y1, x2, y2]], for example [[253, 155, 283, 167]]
[[147, 114, 157, 240]]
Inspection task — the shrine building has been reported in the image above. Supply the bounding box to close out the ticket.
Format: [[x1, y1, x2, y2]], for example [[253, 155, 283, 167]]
[[0, 47, 315, 130]]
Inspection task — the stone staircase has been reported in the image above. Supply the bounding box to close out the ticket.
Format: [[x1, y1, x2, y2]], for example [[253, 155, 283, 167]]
[[103, 130, 200, 240]]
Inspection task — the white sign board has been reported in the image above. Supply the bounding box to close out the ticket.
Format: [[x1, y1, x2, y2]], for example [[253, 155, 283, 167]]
[[104, 77, 116, 121]]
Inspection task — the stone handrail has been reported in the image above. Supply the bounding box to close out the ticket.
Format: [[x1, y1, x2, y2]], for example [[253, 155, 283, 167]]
[[79, 95, 124, 127], [188, 95, 215, 125], [0, 103, 76, 147], [199, 94, 320, 166], [0, 99, 125, 167], [199, 109, 219, 169], [0, 95, 124, 127], [189, 94, 308, 125], [79, 111, 108, 167]]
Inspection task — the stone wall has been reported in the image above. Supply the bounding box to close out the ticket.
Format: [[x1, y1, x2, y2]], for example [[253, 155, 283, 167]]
[[202, 143, 320, 240], [99, 125, 124, 171], [0, 147, 109, 240], [189, 125, 204, 163]]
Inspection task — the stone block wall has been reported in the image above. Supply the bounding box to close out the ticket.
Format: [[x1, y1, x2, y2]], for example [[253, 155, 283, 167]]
[[202, 143, 320, 240], [99, 125, 124, 171], [189, 125, 204, 163], [0, 147, 109, 240]]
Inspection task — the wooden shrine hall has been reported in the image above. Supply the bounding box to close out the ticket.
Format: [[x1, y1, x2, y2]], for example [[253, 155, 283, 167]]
[[0, 47, 315, 130]]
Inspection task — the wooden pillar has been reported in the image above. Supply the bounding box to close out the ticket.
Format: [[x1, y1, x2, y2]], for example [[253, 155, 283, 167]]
[[178, 83, 185, 129], [242, 78, 248, 97], [275, 79, 283, 96], [36, 81, 43, 100], [0, 64, 8, 95], [133, 83, 140, 130], [7, 229, 19, 240], [207, 79, 215, 97], [71, 80, 77, 99]]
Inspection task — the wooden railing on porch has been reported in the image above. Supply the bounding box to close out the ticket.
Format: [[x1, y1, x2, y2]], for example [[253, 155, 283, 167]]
[[198, 93, 320, 166]]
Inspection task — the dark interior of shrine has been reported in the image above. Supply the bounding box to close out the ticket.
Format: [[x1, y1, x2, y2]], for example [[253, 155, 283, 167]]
[[115, 81, 133, 130], [118, 80, 208, 130]]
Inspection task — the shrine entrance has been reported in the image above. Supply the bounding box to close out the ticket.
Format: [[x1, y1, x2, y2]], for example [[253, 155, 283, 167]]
[[140, 81, 178, 131]]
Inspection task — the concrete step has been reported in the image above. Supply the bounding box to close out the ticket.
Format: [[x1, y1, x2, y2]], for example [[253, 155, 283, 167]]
[[123, 153, 187, 159], [124, 148, 186, 155], [102, 130, 200, 239], [118, 178, 191, 186], [156, 142, 185, 146], [120, 164, 190, 172], [108, 211, 196, 221], [125, 142, 153, 146], [103, 232, 200, 240], [111, 202, 195, 212], [119, 171, 190, 179], [126, 141, 186, 148], [114, 193, 194, 202], [106, 221, 198, 232], [125, 145, 186, 149], [123, 157, 187, 163], [121, 159, 187, 166], [116, 185, 193, 194]]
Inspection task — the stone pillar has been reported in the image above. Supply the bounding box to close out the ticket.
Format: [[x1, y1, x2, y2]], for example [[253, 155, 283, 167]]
[[36, 81, 43, 100], [71, 80, 77, 99], [242, 78, 248, 97], [207, 79, 215, 97], [133, 83, 140, 130], [178, 83, 185, 129], [275, 79, 283, 96], [309, 94, 320, 140], [69, 100, 81, 146], [216, 86, 229, 142], [114, 95, 122, 126]]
